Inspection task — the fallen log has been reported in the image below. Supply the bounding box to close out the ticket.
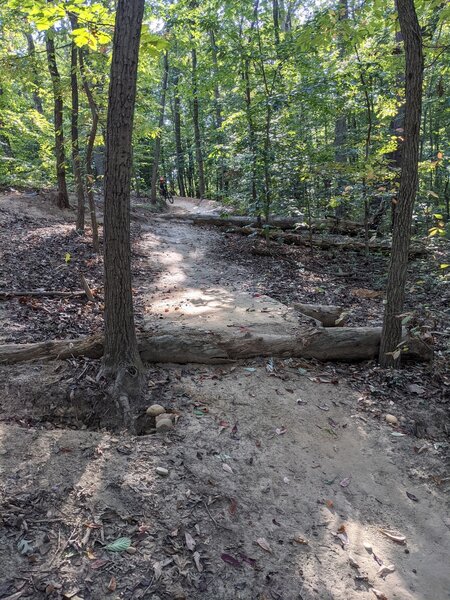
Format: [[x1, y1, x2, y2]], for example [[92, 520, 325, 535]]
[[155, 213, 366, 235], [293, 303, 348, 327], [230, 227, 427, 257], [0, 326, 432, 365]]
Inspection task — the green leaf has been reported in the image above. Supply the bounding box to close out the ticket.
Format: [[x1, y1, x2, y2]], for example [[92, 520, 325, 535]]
[[105, 537, 131, 552], [433, 214, 443, 220], [440, 264, 449, 269]]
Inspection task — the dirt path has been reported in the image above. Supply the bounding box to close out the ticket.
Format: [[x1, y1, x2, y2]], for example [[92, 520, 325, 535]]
[[0, 195, 449, 600]]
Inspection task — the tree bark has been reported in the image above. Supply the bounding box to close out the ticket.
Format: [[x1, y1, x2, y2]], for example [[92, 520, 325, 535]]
[[45, 27, 69, 210], [102, 0, 145, 396], [379, 0, 423, 367], [172, 69, 186, 197], [70, 15, 85, 232], [334, 0, 349, 219], [24, 31, 44, 115], [0, 326, 431, 365], [79, 49, 100, 253], [150, 52, 169, 204], [210, 29, 225, 195], [192, 48, 206, 198]]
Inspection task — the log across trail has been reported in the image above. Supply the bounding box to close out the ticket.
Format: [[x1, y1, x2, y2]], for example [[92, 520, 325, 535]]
[[0, 324, 432, 365], [156, 212, 427, 256], [156, 212, 366, 234]]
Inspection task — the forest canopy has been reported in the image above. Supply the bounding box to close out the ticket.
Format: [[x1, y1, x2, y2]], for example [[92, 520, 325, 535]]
[[0, 0, 449, 232]]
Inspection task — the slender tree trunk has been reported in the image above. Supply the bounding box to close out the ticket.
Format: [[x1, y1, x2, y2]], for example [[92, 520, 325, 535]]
[[79, 49, 100, 253], [210, 29, 225, 195], [102, 0, 145, 403], [334, 0, 348, 219], [172, 70, 186, 197], [187, 138, 195, 197], [379, 0, 423, 368], [24, 31, 44, 115], [191, 48, 205, 198], [70, 15, 85, 232], [243, 60, 258, 216], [272, 0, 281, 46], [45, 27, 69, 209], [150, 52, 169, 203]]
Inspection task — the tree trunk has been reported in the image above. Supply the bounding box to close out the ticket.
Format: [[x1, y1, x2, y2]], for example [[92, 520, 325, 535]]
[[172, 69, 186, 197], [79, 49, 100, 253], [191, 48, 206, 198], [24, 31, 44, 114], [210, 29, 225, 195], [70, 15, 85, 232], [45, 27, 69, 210], [243, 59, 258, 215], [334, 0, 349, 219], [379, 0, 423, 368], [150, 52, 169, 204], [102, 0, 145, 400]]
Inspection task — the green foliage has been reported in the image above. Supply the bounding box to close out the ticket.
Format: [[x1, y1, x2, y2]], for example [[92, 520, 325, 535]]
[[0, 0, 449, 234]]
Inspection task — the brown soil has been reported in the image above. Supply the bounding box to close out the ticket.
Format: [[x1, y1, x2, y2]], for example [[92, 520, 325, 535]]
[[0, 191, 449, 600]]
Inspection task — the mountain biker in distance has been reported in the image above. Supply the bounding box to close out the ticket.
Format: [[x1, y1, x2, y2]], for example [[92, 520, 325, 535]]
[[159, 176, 168, 199]]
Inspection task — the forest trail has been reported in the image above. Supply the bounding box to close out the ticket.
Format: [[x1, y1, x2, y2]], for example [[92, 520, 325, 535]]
[[0, 194, 449, 600], [138, 197, 300, 338]]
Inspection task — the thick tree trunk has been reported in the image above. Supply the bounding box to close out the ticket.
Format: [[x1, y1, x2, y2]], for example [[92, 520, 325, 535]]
[[0, 326, 431, 365], [379, 0, 423, 367], [102, 0, 145, 397], [172, 70, 186, 197], [45, 28, 69, 210], [150, 52, 169, 204], [79, 49, 100, 253], [70, 15, 85, 232], [192, 48, 206, 198]]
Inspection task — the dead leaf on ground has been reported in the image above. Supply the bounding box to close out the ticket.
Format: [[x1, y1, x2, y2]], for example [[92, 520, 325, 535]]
[[340, 476, 352, 487], [193, 551, 202, 572], [222, 463, 233, 474], [256, 537, 273, 553], [185, 532, 196, 551], [221, 553, 241, 568], [229, 497, 238, 515], [107, 576, 116, 592], [335, 525, 349, 547], [378, 564, 395, 578]]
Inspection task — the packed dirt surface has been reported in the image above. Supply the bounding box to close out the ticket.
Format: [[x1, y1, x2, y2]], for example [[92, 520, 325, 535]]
[[0, 192, 449, 600]]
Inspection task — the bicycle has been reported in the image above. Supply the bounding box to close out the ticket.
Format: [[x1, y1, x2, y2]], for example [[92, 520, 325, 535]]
[[159, 187, 174, 204], [165, 189, 174, 204]]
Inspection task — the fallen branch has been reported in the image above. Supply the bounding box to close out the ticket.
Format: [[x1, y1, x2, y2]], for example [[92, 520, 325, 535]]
[[0, 290, 87, 300], [0, 326, 432, 365]]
